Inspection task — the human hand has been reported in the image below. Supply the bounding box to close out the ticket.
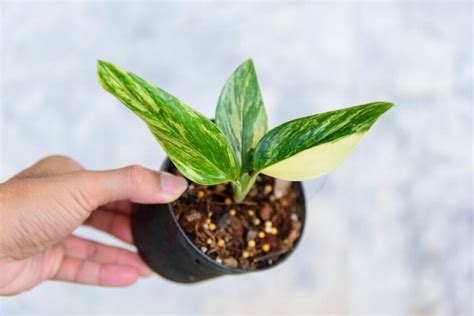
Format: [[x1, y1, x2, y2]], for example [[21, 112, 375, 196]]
[[0, 156, 187, 295]]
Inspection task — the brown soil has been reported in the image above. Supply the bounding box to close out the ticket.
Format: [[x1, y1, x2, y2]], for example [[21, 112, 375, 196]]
[[170, 165, 303, 270]]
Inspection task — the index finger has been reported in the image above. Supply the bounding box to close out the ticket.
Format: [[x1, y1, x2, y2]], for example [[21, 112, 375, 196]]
[[10, 155, 82, 180], [100, 200, 133, 215]]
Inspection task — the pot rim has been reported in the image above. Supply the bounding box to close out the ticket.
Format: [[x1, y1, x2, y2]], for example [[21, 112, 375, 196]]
[[161, 157, 307, 273]]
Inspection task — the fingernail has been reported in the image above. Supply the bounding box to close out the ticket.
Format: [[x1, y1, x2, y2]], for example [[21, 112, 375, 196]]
[[160, 172, 188, 195]]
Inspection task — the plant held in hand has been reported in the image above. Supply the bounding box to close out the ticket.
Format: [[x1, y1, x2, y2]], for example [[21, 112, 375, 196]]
[[97, 59, 393, 202]]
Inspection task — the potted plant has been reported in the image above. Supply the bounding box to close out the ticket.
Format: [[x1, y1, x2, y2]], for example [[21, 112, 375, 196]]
[[97, 59, 393, 283]]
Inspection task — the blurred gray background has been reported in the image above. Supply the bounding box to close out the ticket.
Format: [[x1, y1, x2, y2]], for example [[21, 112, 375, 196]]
[[1, 1, 472, 315]]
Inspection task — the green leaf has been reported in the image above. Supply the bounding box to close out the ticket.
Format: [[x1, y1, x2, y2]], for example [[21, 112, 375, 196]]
[[215, 59, 268, 173], [252, 102, 394, 180], [97, 60, 239, 185]]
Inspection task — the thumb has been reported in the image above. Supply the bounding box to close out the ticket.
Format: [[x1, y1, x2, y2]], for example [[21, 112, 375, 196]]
[[0, 165, 187, 260], [66, 165, 188, 210]]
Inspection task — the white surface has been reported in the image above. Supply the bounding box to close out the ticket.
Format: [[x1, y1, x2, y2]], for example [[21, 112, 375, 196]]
[[0, 1, 472, 315]]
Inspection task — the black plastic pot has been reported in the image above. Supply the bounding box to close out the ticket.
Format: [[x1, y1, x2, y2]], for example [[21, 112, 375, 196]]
[[131, 158, 306, 283]]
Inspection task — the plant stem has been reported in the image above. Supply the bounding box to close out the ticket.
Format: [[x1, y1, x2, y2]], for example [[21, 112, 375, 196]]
[[232, 173, 258, 203]]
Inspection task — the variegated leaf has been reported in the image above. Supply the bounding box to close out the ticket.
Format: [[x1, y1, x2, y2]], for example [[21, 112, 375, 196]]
[[253, 102, 394, 180], [215, 59, 268, 173], [97, 60, 239, 185]]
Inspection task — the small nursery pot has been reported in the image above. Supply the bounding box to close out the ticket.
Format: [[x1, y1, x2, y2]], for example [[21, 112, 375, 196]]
[[131, 158, 306, 283]]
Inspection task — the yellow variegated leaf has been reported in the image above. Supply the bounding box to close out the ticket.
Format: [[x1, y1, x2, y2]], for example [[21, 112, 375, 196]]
[[253, 102, 393, 180], [259, 133, 363, 180]]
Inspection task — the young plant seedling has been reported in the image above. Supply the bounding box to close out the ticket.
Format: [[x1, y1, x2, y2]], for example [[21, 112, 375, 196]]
[[97, 59, 393, 202]]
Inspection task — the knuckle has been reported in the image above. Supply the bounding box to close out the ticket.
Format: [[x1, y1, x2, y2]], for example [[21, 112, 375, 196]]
[[43, 155, 81, 170], [88, 241, 99, 259], [124, 165, 148, 187], [67, 171, 97, 211]]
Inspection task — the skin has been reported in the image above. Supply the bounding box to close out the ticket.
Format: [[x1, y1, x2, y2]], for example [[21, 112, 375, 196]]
[[0, 155, 188, 296]]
